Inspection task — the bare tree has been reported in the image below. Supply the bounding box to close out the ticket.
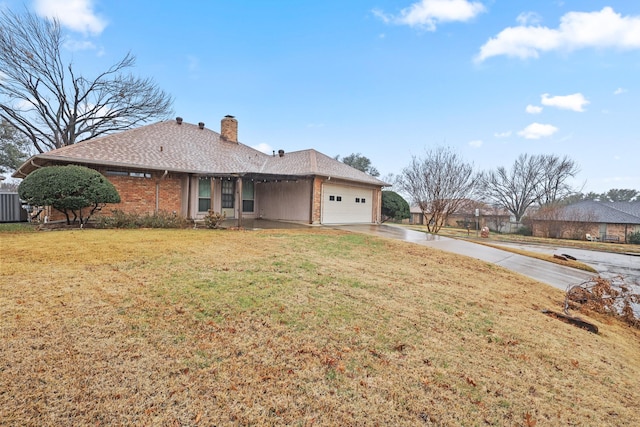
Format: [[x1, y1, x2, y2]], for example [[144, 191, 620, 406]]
[[487, 204, 508, 233], [480, 154, 544, 223], [0, 9, 173, 154], [398, 146, 478, 233], [481, 153, 580, 223], [537, 154, 580, 206]]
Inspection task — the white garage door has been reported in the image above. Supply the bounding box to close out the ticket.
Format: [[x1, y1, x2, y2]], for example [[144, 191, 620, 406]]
[[322, 184, 373, 224]]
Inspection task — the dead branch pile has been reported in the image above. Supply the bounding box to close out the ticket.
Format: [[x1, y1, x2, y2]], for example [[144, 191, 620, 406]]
[[565, 276, 640, 329]]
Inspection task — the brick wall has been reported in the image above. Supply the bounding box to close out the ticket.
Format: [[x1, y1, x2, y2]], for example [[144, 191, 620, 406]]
[[39, 171, 183, 223], [532, 221, 639, 243], [311, 177, 323, 224], [105, 173, 182, 215]]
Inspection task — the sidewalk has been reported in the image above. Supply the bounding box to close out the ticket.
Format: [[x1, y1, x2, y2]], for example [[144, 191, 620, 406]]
[[332, 224, 594, 291]]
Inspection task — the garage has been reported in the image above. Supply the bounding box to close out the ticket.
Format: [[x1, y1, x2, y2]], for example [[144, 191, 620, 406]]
[[321, 183, 373, 224]]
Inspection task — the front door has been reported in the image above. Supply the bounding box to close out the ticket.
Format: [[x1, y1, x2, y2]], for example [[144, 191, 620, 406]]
[[221, 179, 235, 218]]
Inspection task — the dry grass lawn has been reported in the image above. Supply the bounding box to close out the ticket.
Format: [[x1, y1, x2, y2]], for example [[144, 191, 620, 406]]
[[1, 228, 639, 426]]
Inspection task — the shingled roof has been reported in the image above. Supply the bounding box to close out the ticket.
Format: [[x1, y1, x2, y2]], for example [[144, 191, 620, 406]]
[[14, 120, 386, 186], [558, 200, 640, 224]]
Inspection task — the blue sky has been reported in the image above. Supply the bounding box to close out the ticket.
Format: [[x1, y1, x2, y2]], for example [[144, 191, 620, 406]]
[[2, 0, 639, 193]]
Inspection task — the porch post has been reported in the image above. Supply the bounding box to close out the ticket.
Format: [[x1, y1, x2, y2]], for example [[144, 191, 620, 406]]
[[237, 178, 243, 228]]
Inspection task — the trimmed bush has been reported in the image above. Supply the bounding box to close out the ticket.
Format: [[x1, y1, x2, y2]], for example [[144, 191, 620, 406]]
[[381, 191, 410, 222], [96, 210, 191, 229], [18, 165, 120, 225]]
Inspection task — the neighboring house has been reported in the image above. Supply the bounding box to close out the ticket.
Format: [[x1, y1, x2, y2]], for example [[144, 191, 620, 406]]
[[531, 200, 640, 243], [13, 116, 387, 225], [409, 200, 512, 233]]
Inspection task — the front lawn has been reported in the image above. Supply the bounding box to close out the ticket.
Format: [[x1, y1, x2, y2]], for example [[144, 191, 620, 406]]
[[1, 228, 638, 425]]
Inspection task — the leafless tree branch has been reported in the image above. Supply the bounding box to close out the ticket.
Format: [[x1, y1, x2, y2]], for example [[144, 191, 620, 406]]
[[0, 8, 173, 153], [398, 146, 478, 233]]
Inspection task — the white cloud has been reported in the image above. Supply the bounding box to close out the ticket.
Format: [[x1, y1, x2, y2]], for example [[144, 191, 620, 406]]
[[35, 0, 107, 35], [251, 143, 273, 155], [526, 104, 543, 114], [541, 93, 589, 112], [614, 87, 627, 95], [494, 131, 512, 138], [373, 0, 485, 31], [476, 7, 640, 62], [63, 39, 96, 51], [517, 122, 558, 139], [516, 11, 542, 26], [13, 98, 36, 111], [468, 139, 483, 148]]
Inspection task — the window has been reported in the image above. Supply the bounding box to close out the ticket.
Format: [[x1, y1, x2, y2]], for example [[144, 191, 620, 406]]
[[336, 196, 342, 202], [329, 195, 335, 201], [130, 172, 152, 178], [198, 177, 211, 212], [106, 170, 152, 178], [355, 198, 360, 203], [242, 179, 254, 212], [361, 198, 366, 203], [222, 179, 234, 209]]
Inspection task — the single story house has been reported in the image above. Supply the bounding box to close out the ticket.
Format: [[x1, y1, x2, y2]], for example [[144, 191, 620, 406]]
[[409, 200, 512, 233], [13, 116, 387, 225], [530, 200, 640, 243]]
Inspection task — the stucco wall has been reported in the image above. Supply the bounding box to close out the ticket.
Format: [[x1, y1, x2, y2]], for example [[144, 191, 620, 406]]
[[256, 180, 312, 222]]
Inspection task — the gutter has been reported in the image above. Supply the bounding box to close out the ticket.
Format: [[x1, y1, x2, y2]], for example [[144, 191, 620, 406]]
[[12, 157, 42, 179]]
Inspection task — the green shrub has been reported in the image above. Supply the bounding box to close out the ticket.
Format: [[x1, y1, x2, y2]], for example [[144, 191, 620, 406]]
[[18, 165, 120, 225], [381, 191, 410, 222], [628, 231, 640, 245]]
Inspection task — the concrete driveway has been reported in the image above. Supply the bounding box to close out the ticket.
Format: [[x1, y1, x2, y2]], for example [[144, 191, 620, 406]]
[[332, 224, 594, 291], [490, 242, 640, 286]]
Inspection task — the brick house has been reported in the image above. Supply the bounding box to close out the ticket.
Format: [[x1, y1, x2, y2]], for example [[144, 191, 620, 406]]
[[530, 200, 640, 243], [13, 116, 387, 225], [409, 200, 512, 232]]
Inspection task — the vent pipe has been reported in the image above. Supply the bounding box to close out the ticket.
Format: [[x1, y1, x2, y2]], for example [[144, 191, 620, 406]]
[[176, 117, 183, 124], [198, 122, 205, 130], [278, 149, 285, 157]]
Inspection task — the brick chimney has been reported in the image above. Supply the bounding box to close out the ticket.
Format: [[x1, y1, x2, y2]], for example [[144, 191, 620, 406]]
[[221, 115, 238, 142]]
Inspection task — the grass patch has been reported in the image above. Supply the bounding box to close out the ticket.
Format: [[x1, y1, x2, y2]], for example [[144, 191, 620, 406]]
[[0, 222, 36, 232], [473, 241, 599, 273], [417, 225, 640, 254], [1, 228, 639, 425]]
